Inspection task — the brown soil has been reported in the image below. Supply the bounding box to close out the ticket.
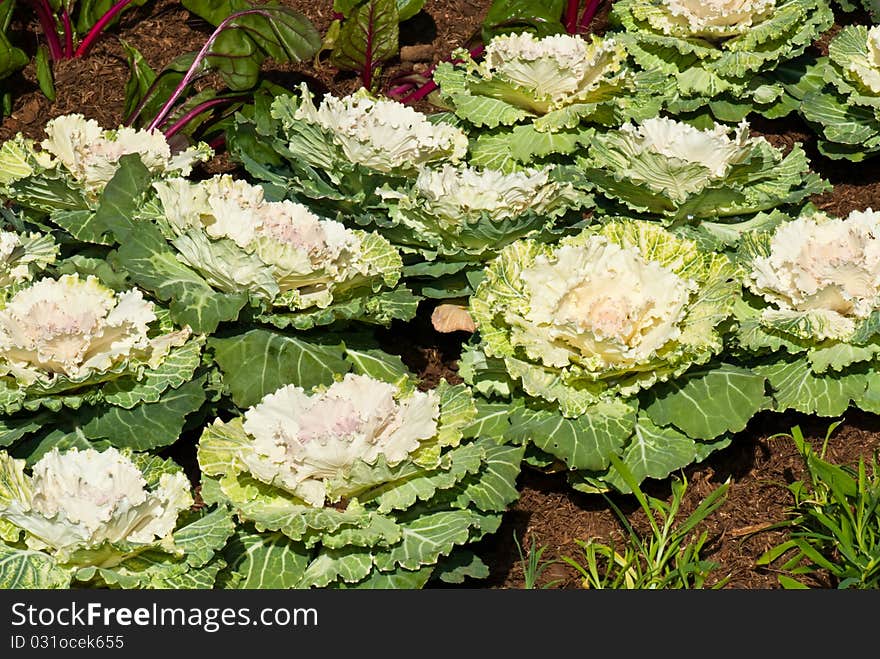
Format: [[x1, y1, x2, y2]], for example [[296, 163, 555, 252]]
[[3, 1, 880, 590]]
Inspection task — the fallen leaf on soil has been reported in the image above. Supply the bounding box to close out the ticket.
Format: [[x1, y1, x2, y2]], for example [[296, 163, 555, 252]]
[[431, 304, 476, 333]]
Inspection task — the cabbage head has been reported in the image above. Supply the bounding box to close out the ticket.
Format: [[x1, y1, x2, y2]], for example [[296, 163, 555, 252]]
[[582, 116, 828, 243], [0, 447, 233, 588], [148, 175, 416, 330], [736, 209, 880, 417], [463, 219, 768, 493], [198, 366, 524, 589], [377, 162, 591, 299], [610, 0, 834, 121], [0, 273, 207, 460], [433, 32, 668, 132], [226, 84, 469, 220], [801, 25, 880, 161], [0, 114, 212, 213]]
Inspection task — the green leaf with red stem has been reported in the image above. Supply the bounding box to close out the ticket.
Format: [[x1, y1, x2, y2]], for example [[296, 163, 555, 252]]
[[74, 0, 148, 35], [331, 0, 399, 90], [182, 0, 321, 69], [482, 0, 567, 41]]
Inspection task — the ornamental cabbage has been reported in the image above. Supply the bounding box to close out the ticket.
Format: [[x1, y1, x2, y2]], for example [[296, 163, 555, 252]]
[[463, 220, 762, 493], [610, 0, 834, 121], [294, 89, 468, 173], [226, 85, 469, 220], [237, 374, 440, 507], [801, 25, 880, 160], [198, 360, 524, 589], [746, 211, 880, 339], [735, 209, 880, 418], [0, 274, 188, 387], [0, 448, 233, 589], [0, 273, 205, 460], [0, 228, 57, 291], [0, 114, 212, 212], [582, 116, 828, 239], [377, 163, 589, 298], [149, 175, 415, 330], [433, 32, 665, 132], [467, 219, 740, 414]]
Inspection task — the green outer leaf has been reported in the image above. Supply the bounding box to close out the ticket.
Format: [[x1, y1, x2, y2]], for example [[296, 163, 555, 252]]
[[0, 543, 71, 589], [755, 359, 868, 416], [101, 337, 205, 408], [431, 549, 489, 584], [454, 439, 525, 512], [372, 509, 475, 571], [808, 342, 880, 373], [299, 546, 373, 587], [507, 399, 636, 472], [258, 286, 420, 330], [462, 399, 512, 441], [173, 507, 237, 569], [338, 565, 434, 589], [344, 346, 409, 386], [209, 329, 349, 408], [220, 528, 312, 589], [116, 221, 247, 334], [602, 414, 698, 493], [0, 415, 49, 450], [644, 364, 770, 440], [80, 378, 208, 450], [87, 153, 150, 243], [364, 442, 484, 513]]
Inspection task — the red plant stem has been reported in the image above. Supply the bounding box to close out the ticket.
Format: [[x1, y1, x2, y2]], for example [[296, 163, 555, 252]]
[[362, 2, 375, 90], [577, 0, 602, 33], [398, 45, 484, 105], [162, 96, 247, 138], [61, 9, 74, 58], [146, 9, 276, 132], [565, 0, 580, 34], [29, 0, 64, 60], [208, 135, 225, 151], [388, 82, 417, 98], [75, 0, 138, 57], [400, 80, 437, 105]]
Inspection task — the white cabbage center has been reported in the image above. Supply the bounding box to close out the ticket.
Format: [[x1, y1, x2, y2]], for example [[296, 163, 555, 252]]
[[0, 274, 156, 382], [620, 117, 753, 177], [40, 114, 207, 195], [296, 93, 468, 172], [663, 0, 776, 31], [749, 210, 880, 318], [520, 238, 694, 367], [1, 447, 192, 555], [241, 374, 440, 506], [414, 164, 559, 222], [483, 33, 620, 104]]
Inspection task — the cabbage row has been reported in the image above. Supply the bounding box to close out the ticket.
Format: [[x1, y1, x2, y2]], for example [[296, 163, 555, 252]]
[[0, 5, 875, 589]]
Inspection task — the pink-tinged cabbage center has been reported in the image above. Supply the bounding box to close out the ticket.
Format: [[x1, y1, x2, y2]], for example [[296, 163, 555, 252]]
[[295, 398, 362, 443]]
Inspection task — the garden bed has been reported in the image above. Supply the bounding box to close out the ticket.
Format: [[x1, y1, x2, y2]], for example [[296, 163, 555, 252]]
[[2, 0, 880, 589]]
